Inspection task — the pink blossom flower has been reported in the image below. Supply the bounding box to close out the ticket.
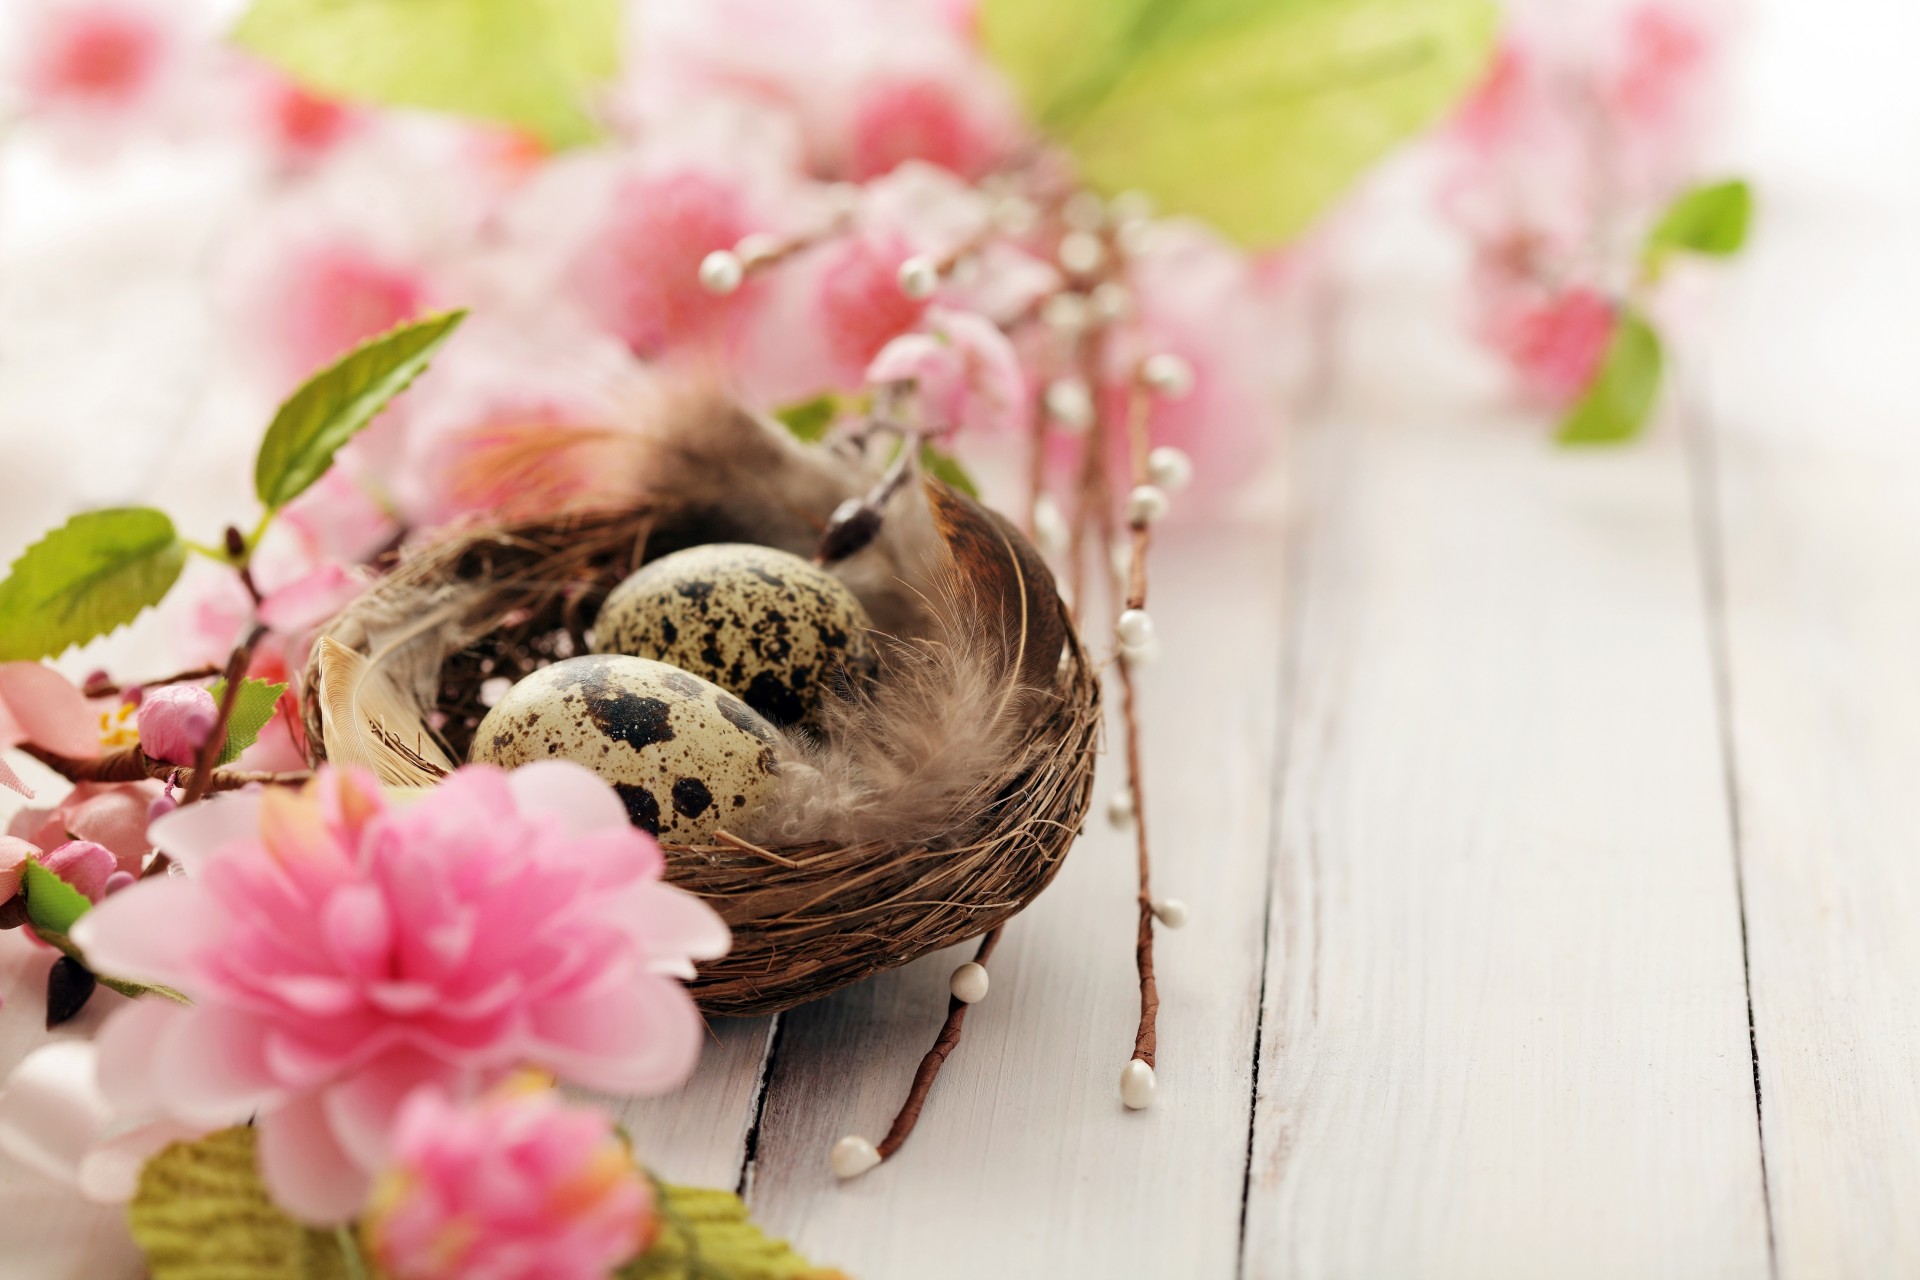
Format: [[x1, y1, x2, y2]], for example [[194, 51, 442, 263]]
[[817, 231, 930, 383], [73, 763, 730, 1222], [7, 782, 156, 876], [849, 73, 1003, 181], [253, 72, 362, 164], [41, 840, 115, 902], [0, 662, 101, 798], [264, 237, 430, 387], [867, 307, 1025, 435], [1484, 284, 1618, 408], [572, 169, 758, 360], [13, 0, 172, 118], [136, 685, 216, 767], [364, 1080, 653, 1280]]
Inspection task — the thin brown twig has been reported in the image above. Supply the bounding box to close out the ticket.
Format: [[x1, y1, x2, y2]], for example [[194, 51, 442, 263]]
[[875, 926, 1003, 1160], [180, 623, 267, 807], [22, 743, 310, 793], [81, 664, 224, 699]]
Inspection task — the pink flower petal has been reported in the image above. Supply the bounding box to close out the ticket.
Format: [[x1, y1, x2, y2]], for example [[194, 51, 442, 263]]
[[71, 876, 218, 993], [0, 662, 102, 759], [502, 760, 635, 838], [620, 881, 732, 979], [0, 754, 34, 800], [0, 1042, 113, 1188], [257, 1092, 373, 1224], [528, 973, 706, 1094], [150, 1005, 284, 1126], [65, 786, 157, 870], [319, 1049, 457, 1171], [148, 788, 264, 872], [0, 835, 35, 900], [93, 997, 183, 1117], [76, 1119, 207, 1204]]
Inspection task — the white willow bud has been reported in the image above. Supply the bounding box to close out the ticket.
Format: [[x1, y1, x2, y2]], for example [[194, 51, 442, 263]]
[[897, 256, 939, 300], [1042, 291, 1090, 334], [1033, 494, 1069, 554], [1090, 280, 1132, 323], [1127, 484, 1169, 526], [993, 195, 1038, 236], [949, 962, 990, 1003], [1141, 352, 1194, 399], [698, 250, 743, 295], [1152, 898, 1189, 928], [1116, 608, 1154, 648], [830, 1136, 881, 1178], [1058, 230, 1106, 276], [1147, 445, 1194, 493], [1107, 788, 1135, 828], [1045, 378, 1094, 432], [1120, 1059, 1156, 1110]]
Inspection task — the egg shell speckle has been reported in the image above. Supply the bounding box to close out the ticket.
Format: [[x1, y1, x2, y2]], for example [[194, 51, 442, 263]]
[[591, 543, 873, 727], [469, 654, 781, 842]]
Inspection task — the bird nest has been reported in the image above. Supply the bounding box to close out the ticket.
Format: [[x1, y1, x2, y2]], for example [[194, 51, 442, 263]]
[[301, 426, 1099, 1016]]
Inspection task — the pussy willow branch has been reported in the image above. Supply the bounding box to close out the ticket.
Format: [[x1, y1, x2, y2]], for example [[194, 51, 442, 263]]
[[875, 926, 1002, 1161], [1115, 383, 1159, 1069]]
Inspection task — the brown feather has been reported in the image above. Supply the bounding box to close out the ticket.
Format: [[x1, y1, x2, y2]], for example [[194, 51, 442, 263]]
[[744, 478, 1070, 850]]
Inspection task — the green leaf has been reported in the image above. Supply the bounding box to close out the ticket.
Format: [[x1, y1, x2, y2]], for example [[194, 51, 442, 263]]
[[919, 443, 980, 498], [1557, 310, 1665, 446], [207, 678, 290, 766], [254, 311, 467, 512], [772, 395, 841, 444], [981, 0, 1498, 246], [129, 1127, 355, 1280], [624, 1184, 846, 1280], [232, 0, 619, 149], [1642, 178, 1753, 277], [0, 508, 185, 660], [22, 857, 91, 939]]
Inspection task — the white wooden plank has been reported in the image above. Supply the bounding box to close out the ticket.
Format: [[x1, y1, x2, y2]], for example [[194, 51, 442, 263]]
[[1242, 262, 1771, 1278], [1701, 194, 1920, 1278], [735, 524, 1287, 1278], [590, 1015, 775, 1191]]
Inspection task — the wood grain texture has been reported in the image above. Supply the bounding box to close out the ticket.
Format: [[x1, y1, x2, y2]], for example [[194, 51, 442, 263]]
[[589, 1015, 775, 1190], [1242, 261, 1772, 1278], [1700, 194, 1920, 1278], [734, 525, 1288, 1278]]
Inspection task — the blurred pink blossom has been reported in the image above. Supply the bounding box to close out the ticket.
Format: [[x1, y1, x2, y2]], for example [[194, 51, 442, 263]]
[[252, 72, 363, 164], [573, 169, 758, 359], [365, 1080, 654, 1280], [817, 231, 930, 383], [0, 837, 33, 905], [1482, 284, 1618, 408], [266, 238, 429, 385], [135, 685, 216, 767], [13, 0, 176, 120], [73, 763, 730, 1222], [867, 306, 1025, 435]]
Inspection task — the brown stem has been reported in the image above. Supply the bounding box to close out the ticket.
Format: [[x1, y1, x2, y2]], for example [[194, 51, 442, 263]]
[[875, 927, 1003, 1161], [815, 422, 928, 564], [22, 743, 309, 794], [180, 623, 268, 807], [82, 664, 224, 699]]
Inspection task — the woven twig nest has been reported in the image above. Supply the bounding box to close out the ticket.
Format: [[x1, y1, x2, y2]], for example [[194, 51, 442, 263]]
[[302, 409, 1099, 1017]]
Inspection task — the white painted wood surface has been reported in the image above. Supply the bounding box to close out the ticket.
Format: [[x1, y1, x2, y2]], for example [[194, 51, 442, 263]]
[[11, 0, 1920, 1275]]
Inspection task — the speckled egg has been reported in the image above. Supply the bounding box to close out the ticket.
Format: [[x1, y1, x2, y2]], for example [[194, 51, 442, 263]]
[[469, 654, 781, 842], [590, 542, 873, 727]]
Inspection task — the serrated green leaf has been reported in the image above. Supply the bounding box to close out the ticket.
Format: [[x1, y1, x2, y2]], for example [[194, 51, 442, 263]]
[[773, 395, 841, 444], [1643, 178, 1753, 278], [254, 311, 466, 512], [0, 508, 185, 660], [207, 678, 290, 766], [981, 0, 1498, 246], [130, 1127, 355, 1280], [232, 0, 619, 148], [624, 1184, 846, 1280], [22, 857, 91, 938], [1558, 310, 1664, 446], [920, 444, 980, 498]]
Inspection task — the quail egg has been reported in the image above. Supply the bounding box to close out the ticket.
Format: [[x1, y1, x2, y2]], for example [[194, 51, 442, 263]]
[[592, 542, 873, 727], [470, 654, 780, 842]]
